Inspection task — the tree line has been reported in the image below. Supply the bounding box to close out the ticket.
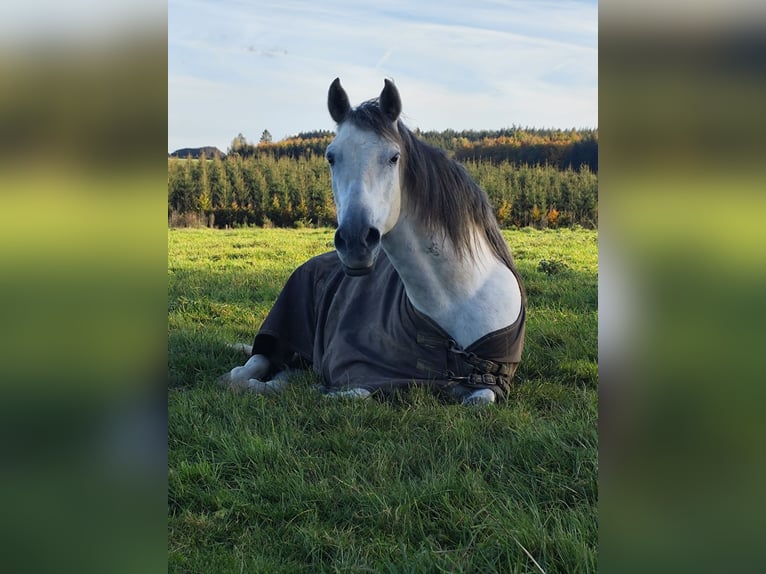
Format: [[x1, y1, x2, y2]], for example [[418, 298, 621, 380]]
[[225, 127, 598, 173], [168, 149, 597, 229]]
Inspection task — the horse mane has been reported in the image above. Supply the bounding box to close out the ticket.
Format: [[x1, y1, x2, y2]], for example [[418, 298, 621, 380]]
[[345, 98, 517, 272]]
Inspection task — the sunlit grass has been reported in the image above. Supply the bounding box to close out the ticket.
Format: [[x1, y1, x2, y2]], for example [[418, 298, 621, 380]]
[[168, 227, 597, 572]]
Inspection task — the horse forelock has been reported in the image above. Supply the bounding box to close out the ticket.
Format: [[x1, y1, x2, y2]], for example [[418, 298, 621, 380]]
[[339, 99, 397, 145], [340, 98, 516, 271]]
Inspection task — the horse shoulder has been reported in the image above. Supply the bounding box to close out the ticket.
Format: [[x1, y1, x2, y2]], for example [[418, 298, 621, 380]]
[[444, 263, 523, 348]]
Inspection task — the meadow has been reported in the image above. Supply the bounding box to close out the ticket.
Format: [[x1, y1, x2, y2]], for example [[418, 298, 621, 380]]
[[168, 227, 598, 572]]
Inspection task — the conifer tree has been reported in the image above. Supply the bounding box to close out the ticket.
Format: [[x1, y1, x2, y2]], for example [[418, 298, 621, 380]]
[[197, 152, 211, 211], [208, 154, 229, 209]]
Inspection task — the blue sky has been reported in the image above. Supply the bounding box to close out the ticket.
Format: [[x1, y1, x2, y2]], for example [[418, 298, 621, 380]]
[[168, 0, 597, 153]]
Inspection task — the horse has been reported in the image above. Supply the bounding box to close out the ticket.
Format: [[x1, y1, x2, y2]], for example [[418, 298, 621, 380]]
[[220, 78, 526, 405]]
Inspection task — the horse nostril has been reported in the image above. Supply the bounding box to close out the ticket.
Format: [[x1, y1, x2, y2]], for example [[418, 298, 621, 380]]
[[334, 229, 347, 251], [365, 227, 381, 247]]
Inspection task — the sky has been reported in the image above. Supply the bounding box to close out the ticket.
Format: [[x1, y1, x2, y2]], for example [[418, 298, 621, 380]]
[[168, 0, 598, 153]]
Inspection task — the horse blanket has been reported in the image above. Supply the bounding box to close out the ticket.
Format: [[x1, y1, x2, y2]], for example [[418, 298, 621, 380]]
[[252, 251, 525, 400]]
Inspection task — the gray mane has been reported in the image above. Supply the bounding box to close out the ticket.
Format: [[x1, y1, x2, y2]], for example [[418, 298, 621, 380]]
[[345, 98, 517, 272]]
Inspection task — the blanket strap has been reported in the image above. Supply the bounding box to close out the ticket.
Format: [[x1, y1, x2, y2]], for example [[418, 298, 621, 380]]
[[416, 333, 516, 398]]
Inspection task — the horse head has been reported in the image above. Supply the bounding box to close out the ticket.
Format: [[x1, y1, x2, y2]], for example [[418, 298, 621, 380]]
[[326, 78, 403, 276]]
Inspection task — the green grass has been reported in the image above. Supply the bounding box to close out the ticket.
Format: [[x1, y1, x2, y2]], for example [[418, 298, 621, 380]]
[[168, 227, 597, 573]]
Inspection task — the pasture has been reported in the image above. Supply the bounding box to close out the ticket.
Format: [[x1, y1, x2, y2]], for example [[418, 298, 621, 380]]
[[168, 227, 598, 572]]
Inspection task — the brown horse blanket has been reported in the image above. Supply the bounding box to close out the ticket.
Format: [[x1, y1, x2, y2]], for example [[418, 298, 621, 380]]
[[252, 251, 525, 399]]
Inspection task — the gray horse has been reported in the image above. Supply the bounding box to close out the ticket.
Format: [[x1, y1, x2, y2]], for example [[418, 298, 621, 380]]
[[221, 79, 526, 405]]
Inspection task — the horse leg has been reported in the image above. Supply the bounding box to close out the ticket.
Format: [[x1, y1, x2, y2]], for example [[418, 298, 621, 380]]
[[242, 368, 291, 395], [450, 384, 497, 406], [218, 353, 270, 390], [228, 343, 253, 355], [462, 388, 496, 405], [324, 388, 372, 399]]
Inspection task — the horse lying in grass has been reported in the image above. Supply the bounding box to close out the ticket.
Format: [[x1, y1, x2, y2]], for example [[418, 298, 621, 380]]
[[220, 78, 526, 405]]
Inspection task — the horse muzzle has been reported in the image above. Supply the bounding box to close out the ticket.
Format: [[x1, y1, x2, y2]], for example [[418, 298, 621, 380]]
[[334, 224, 381, 276]]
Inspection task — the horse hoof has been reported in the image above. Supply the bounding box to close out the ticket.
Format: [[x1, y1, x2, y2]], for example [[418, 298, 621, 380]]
[[461, 388, 496, 406], [248, 373, 288, 395], [220, 376, 253, 393], [325, 388, 371, 399], [218, 370, 250, 391], [217, 372, 233, 388]]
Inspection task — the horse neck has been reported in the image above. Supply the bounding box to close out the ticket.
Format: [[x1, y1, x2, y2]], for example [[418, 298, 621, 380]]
[[382, 212, 520, 348]]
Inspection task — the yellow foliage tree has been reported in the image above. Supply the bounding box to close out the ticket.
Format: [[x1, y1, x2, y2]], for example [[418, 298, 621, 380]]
[[547, 207, 560, 228], [496, 200, 512, 227]]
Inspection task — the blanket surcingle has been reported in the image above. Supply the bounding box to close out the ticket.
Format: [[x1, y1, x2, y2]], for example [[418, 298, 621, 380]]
[[252, 251, 525, 400]]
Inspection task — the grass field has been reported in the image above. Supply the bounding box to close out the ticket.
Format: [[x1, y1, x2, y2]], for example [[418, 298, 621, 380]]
[[168, 227, 598, 573]]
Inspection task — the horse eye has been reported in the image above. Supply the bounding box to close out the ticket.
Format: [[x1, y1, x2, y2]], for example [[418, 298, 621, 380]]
[[326, 152, 335, 166], [389, 152, 400, 165]]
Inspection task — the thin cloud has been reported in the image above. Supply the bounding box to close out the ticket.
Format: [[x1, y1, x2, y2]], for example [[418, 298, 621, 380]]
[[168, 0, 597, 152]]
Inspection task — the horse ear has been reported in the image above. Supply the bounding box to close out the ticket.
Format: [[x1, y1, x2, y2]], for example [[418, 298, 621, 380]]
[[379, 79, 401, 123], [328, 77, 351, 123]]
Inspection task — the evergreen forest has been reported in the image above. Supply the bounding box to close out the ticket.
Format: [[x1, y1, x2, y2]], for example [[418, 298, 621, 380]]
[[168, 127, 597, 229]]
